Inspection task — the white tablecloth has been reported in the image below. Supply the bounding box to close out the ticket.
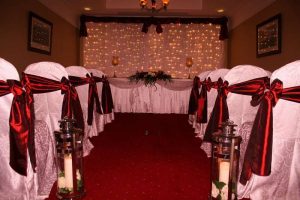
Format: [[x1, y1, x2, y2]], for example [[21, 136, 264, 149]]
[[109, 78, 193, 114]]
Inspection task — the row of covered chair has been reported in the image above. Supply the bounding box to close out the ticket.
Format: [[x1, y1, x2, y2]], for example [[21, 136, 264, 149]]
[[0, 58, 114, 199], [188, 61, 300, 200]]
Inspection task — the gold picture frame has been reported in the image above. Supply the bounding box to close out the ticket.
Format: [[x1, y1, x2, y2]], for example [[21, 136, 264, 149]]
[[256, 14, 281, 57], [28, 12, 53, 55]]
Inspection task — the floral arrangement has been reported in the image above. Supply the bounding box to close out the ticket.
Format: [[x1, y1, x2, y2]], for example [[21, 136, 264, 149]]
[[58, 169, 83, 194], [211, 180, 226, 200], [128, 70, 172, 86], [211, 180, 235, 200]]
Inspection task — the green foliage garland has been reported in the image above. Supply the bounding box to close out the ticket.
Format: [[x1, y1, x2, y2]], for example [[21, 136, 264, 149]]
[[128, 70, 172, 86]]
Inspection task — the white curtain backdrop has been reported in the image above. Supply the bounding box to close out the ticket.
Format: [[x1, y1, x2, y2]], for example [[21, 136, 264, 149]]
[[83, 22, 225, 78]]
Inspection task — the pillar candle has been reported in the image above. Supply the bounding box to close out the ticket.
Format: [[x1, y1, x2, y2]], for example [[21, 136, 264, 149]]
[[219, 161, 230, 200], [64, 154, 73, 190], [219, 161, 230, 185]]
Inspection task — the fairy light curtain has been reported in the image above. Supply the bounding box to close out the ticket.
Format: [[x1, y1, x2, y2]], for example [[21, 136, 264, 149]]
[[81, 17, 228, 78]]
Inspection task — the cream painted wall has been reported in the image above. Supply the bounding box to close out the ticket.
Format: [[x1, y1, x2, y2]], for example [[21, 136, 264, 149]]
[[229, 0, 300, 72], [0, 0, 80, 73]]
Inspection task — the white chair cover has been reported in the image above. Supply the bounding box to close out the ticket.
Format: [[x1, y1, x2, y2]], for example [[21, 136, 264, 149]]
[[226, 65, 270, 130], [198, 70, 212, 80], [198, 68, 229, 156], [188, 70, 212, 126], [195, 68, 229, 136], [66, 66, 100, 137], [207, 69, 230, 124], [88, 68, 114, 124], [241, 61, 300, 200], [24, 62, 93, 156], [220, 65, 270, 198], [0, 58, 36, 199]]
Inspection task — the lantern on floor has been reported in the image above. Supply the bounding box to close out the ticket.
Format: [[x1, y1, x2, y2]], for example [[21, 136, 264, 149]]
[[210, 120, 242, 200], [55, 117, 85, 199]]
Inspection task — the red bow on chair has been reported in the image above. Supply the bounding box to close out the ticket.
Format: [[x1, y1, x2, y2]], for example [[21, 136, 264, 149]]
[[22, 73, 84, 132], [101, 76, 114, 114], [188, 76, 200, 115], [0, 80, 34, 176], [240, 79, 300, 184], [203, 77, 269, 142], [69, 74, 102, 125], [196, 77, 213, 123]]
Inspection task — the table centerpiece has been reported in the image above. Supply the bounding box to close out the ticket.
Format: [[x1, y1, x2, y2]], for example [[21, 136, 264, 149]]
[[128, 70, 172, 86]]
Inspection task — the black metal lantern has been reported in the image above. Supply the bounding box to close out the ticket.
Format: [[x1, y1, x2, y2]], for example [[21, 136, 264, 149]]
[[55, 117, 85, 199], [210, 120, 242, 200]]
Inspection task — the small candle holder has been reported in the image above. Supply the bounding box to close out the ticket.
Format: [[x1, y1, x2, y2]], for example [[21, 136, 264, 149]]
[[210, 120, 242, 200], [112, 56, 119, 78], [55, 117, 85, 199], [186, 57, 193, 79]]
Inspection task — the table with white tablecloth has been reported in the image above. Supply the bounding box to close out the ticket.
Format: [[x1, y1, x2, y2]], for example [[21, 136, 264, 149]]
[[109, 78, 193, 114]]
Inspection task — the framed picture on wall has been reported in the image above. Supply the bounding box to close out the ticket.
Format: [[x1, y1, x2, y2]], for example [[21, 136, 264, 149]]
[[28, 12, 53, 55], [256, 14, 281, 57]]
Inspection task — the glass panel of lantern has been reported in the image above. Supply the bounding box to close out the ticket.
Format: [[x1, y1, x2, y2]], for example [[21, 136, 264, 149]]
[[210, 120, 242, 200], [55, 117, 85, 199]]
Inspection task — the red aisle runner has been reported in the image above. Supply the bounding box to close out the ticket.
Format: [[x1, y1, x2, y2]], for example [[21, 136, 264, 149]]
[[47, 113, 211, 200]]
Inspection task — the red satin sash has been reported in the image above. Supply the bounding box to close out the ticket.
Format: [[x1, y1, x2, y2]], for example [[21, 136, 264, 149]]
[[68, 74, 102, 125], [22, 73, 84, 132], [188, 76, 200, 115], [203, 77, 269, 142], [240, 79, 300, 184], [0, 79, 33, 176], [188, 77, 227, 124], [196, 77, 213, 123], [101, 77, 114, 114]]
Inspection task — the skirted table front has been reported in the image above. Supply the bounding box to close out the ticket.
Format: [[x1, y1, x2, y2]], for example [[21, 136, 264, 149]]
[[109, 78, 193, 114]]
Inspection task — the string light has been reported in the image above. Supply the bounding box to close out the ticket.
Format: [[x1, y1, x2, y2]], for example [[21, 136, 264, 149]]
[[83, 22, 225, 78]]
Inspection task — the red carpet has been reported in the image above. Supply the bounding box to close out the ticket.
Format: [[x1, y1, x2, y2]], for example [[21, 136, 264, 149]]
[[47, 113, 212, 200]]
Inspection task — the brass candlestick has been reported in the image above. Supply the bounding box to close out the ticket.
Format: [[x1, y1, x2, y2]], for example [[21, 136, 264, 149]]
[[186, 57, 193, 79], [112, 56, 119, 78]]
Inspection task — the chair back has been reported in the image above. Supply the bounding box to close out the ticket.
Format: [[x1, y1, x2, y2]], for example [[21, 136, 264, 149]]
[[0, 58, 31, 199], [24, 62, 68, 135], [197, 70, 211, 80], [225, 65, 269, 130], [240, 61, 300, 199], [66, 66, 99, 137], [206, 68, 230, 120]]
